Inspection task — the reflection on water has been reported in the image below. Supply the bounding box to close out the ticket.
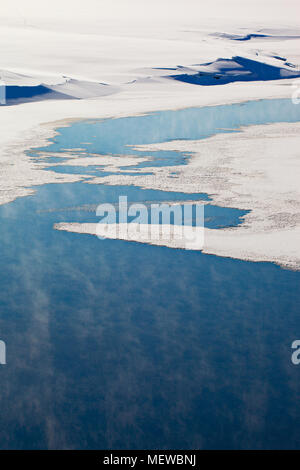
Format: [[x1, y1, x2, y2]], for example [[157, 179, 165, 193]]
[[0, 99, 300, 449]]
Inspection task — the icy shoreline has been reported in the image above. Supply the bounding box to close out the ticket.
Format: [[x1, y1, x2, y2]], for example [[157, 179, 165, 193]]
[[1, 19, 300, 270], [54, 121, 300, 271]]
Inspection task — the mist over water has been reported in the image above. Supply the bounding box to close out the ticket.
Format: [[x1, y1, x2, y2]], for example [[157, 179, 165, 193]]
[[0, 99, 300, 449]]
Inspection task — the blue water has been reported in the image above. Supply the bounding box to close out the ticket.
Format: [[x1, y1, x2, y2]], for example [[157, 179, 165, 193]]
[[33, 97, 300, 169], [0, 99, 300, 449]]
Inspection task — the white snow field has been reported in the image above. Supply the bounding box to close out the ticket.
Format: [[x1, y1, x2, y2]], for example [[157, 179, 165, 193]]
[[1, 0, 300, 269]]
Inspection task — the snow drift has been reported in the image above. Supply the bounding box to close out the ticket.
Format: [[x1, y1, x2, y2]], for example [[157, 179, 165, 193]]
[[169, 56, 300, 86]]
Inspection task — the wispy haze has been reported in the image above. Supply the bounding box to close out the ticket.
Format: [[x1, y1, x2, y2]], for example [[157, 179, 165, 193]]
[[2, 0, 300, 25]]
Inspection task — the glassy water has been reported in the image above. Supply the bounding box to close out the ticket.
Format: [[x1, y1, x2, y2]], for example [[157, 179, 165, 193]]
[[0, 99, 299, 449]]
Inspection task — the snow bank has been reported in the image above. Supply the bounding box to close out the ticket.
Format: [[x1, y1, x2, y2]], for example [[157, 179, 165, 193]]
[[1, 71, 120, 105], [168, 56, 300, 86]]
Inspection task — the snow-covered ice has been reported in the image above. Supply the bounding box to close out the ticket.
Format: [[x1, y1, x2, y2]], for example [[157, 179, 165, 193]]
[[1, 0, 300, 268]]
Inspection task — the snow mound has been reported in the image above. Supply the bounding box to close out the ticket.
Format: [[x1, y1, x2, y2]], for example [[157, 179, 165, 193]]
[[0, 69, 120, 105], [168, 56, 300, 86], [212, 29, 300, 41]]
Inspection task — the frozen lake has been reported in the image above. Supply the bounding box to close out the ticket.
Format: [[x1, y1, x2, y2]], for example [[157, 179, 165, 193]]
[[0, 98, 299, 449]]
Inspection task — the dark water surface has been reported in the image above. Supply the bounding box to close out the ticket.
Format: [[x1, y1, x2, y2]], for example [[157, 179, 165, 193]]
[[0, 99, 299, 449]]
